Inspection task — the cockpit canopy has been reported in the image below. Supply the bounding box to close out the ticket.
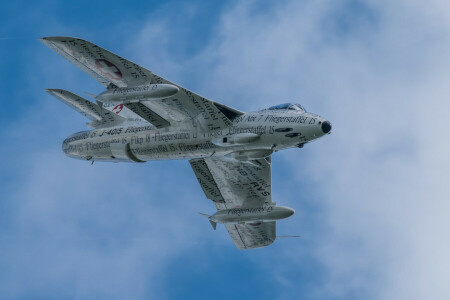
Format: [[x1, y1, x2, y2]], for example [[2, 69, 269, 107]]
[[267, 103, 306, 112]]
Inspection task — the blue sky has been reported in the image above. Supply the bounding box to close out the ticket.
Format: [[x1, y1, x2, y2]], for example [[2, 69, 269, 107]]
[[1, 0, 450, 299]]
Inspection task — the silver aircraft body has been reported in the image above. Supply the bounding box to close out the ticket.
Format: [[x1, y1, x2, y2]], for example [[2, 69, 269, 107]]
[[41, 36, 332, 250]]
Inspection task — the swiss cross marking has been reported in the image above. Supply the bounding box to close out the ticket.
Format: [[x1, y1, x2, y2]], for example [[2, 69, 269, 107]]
[[95, 59, 123, 80]]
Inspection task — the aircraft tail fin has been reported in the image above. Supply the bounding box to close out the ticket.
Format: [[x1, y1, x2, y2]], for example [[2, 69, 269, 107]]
[[199, 213, 217, 230], [45, 89, 126, 128]]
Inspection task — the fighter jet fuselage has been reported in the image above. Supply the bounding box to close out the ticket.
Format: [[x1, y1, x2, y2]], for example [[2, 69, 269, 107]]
[[63, 109, 331, 163]]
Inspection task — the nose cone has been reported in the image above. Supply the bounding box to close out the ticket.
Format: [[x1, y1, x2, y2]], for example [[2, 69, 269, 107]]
[[321, 121, 332, 134]]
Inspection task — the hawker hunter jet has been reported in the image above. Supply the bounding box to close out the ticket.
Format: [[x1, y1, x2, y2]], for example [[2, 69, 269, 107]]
[[41, 36, 332, 250]]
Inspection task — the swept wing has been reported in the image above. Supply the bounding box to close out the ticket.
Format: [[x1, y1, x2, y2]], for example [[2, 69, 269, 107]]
[[40, 36, 243, 131], [190, 157, 276, 249]]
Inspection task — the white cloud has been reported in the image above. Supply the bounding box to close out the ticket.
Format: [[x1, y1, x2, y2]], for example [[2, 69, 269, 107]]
[[3, 0, 450, 299], [173, 0, 450, 299]]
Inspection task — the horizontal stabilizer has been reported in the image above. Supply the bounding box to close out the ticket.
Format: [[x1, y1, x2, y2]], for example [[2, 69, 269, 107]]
[[199, 213, 216, 230], [46, 89, 126, 128], [209, 220, 217, 230]]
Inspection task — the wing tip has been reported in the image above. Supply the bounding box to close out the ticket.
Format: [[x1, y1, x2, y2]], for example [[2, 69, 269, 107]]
[[39, 36, 87, 46], [44, 88, 62, 94], [44, 88, 55, 95], [39, 36, 79, 40]]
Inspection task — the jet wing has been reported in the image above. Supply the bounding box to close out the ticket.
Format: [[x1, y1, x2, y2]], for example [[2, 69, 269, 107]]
[[46, 89, 126, 128], [226, 222, 276, 250], [189, 157, 276, 249], [40, 37, 152, 88], [40, 36, 243, 132]]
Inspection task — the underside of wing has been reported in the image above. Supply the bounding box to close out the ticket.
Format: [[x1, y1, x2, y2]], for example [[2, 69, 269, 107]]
[[226, 222, 276, 250], [40, 36, 244, 132], [40, 37, 152, 88], [123, 102, 170, 128], [190, 157, 275, 249], [190, 157, 273, 209]]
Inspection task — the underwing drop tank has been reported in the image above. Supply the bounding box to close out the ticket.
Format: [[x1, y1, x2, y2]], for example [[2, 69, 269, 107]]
[[202, 206, 295, 230], [96, 83, 179, 103]]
